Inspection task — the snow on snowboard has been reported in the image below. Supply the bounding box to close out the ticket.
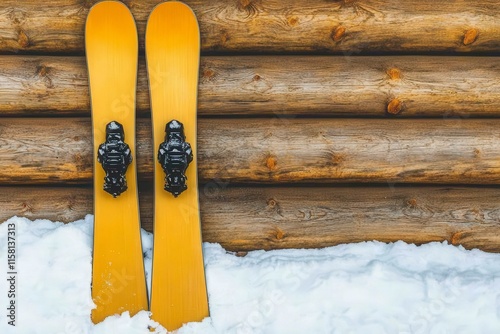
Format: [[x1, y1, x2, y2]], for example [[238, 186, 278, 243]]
[[86, 0, 208, 330]]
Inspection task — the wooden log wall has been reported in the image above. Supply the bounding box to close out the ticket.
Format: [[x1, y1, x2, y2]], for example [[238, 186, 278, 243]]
[[0, 0, 500, 252]]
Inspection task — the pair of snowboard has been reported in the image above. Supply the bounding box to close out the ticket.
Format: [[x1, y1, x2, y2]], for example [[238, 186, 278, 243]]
[[85, 1, 208, 331]]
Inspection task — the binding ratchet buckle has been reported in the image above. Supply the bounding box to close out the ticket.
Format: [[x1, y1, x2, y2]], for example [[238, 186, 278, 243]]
[[157, 120, 193, 197], [97, 121, 132, 197]]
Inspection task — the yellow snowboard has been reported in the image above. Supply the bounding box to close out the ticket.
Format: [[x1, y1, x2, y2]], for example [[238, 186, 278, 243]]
[[86, 1, 148, 324], [146, 1, 209, 331]]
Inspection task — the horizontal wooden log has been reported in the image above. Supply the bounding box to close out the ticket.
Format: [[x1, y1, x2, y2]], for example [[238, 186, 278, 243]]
[[1, 185, 500, 252], [1, 118, 500, 185], [0, 0, 499, 54], [1, 55, 500, 117]]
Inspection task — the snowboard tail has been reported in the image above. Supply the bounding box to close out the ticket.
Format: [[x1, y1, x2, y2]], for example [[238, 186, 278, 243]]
[[86, 1, 148, 324], [146, 1, 209, 331]]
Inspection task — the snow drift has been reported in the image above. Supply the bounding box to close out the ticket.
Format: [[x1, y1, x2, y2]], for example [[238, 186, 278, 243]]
[[1, 216, 500, 333]]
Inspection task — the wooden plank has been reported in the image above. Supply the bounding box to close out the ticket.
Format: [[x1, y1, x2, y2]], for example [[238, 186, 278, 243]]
[[201, 186, 500, 253], [0, 186, 93, 223], [0, 0, 498, 54], [1, 118, 500, 185], [1, 55, 500, 117], [2, 186, 500, 252]]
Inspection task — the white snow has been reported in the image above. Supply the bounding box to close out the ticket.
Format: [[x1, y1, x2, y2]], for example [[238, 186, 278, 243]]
[[1, 216, 500, 333]]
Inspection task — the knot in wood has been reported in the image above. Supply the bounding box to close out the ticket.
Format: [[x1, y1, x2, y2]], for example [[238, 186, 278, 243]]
[[274, 227, 285, 240], [265, 155, 277, 170], [463, 28, 478, 46], [330, 153, 346, 166], [387, 98, 403, 115], [406, 198, 418, 208], [37, 65, 49, 77], [17, 30, 30, 48], [202, 68, 216, 81], [21, 202, 34, 213], [331, 26, 346, 42], [450, 231, 464, 245], [276, 227, 285, 240], [267, 198, 277, 208], [387, 68, 401, 80], [287, 16, 299, 27]]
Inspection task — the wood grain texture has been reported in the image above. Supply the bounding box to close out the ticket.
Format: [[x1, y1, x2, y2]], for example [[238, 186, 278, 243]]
[[2, 186, 500, 252], [201, 186, 500, 253], [1, 55, 499, 117], [0, 0, 498, 54], [1, 118, 500, 185]]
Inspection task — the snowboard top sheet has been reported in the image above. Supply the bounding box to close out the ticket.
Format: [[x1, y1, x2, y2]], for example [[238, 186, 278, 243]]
[[146, 1, 209, 331], [86, 0, 148, 324]]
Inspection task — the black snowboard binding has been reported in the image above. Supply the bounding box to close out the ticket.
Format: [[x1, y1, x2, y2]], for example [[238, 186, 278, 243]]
[[97, 121, 132, 197], [158, 120, 193, 197]]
